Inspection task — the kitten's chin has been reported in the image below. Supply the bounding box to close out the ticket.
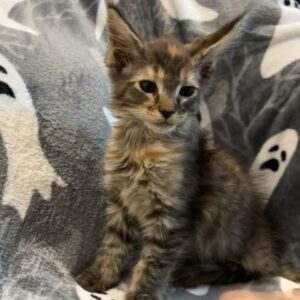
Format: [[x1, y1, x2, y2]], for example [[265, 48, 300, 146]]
[[145, 122, 177, 134]]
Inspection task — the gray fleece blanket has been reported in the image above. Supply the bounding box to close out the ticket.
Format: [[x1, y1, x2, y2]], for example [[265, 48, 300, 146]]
[[0, 0, 300, 299]]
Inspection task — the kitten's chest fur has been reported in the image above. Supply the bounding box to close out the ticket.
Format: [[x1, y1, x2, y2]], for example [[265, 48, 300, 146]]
[[104, 121, 188, 220]]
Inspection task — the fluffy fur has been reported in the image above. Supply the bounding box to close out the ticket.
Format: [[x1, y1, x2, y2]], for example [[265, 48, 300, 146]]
[[77, 9, 299, 300]]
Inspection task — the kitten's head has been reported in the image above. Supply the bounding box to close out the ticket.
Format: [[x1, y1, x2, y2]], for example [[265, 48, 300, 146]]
[[106, 9, 239, 134]]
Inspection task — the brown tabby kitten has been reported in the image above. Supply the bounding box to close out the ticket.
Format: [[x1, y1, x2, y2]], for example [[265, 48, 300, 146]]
[[77, 8, 299, 300]]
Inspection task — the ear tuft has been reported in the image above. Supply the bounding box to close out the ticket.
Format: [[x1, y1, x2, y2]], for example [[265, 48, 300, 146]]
[[106, 8, 143, 69], [187, 14, 243, 77]]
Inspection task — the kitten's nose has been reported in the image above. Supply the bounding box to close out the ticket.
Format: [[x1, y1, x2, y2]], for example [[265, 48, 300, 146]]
[[160, 110, 175, 119]]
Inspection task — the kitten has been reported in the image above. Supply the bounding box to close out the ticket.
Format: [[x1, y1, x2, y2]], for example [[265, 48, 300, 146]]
[[77, 8, 299, 300]]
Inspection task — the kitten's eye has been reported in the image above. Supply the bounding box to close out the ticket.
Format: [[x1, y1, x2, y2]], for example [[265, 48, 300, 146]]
[[139, 80, 157, 93], [179, 86, 196, 97]]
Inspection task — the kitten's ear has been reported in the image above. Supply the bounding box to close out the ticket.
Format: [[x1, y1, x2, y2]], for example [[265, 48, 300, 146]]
[[106, 8, 143, 69], [187, 15, 242, 78]]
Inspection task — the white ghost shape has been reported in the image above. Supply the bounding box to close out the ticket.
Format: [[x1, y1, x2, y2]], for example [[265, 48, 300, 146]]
[[260, 0, 300, 78], [76, 283, 126, 300], [160, 0, 218, 22], [187, 285, 210, 296], [95, 0, 107, 41], [0, 52, 66, 219], [0, 0, 38, 35], [103, 106, 117, 126], [250, 129, 299, 201], [279, 277, 300, 293]]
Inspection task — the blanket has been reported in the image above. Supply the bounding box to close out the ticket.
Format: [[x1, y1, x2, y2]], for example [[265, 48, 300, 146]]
[[0, 0, 300, 299]]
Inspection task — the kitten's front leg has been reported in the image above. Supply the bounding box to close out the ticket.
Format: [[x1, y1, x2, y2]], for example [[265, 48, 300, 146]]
[[77, 201, 137, 292], [126, 215, 185, 300]]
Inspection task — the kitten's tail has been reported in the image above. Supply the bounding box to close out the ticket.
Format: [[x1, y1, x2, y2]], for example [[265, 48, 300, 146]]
[[172, 261, 257, 288]]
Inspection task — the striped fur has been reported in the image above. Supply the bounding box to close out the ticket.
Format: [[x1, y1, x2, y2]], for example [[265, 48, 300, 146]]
[[77, 9, 300, 300]]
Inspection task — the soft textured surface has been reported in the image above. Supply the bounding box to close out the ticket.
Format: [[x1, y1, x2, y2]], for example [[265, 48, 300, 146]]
[[0, 0, 300, 299]]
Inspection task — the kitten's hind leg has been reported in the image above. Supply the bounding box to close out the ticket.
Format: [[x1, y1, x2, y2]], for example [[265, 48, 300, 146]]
[[239, 222, 281, 280], [280, 247, 300, 283], [77, 201, 138, 292], [172, 260, 255, 288], [281, 265, 300, 283]]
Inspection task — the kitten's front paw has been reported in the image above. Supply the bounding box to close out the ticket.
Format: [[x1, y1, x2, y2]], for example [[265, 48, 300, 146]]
[[126, 291, 160, 300], [76, 270, 115, 293]]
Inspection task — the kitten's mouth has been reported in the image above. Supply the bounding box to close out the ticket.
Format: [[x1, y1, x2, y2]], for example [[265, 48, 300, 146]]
[[156, 119, 179, 128], [159, 121, 174, 127], [146, 120, 177, 133]]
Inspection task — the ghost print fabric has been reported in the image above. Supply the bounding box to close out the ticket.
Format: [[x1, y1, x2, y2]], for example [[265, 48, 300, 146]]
[[0, 0, 299, 300], [0, 0, 110, 299]]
